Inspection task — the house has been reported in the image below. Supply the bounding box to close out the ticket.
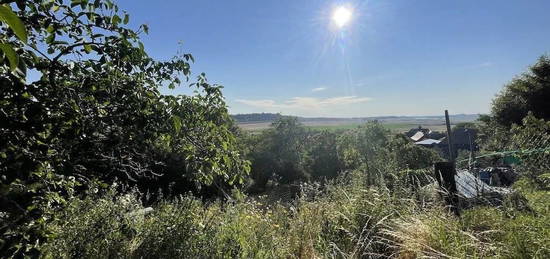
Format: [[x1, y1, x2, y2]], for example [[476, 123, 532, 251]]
[[407, 126, 446, 143], [410, 131, 426, 142], [438, 128, 478, 158], [405, 126, 430, 138]]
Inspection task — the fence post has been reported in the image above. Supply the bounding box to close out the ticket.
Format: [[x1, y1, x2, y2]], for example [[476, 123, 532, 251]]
[[444, 110, 454, 161], [434, 161, 460, 216]]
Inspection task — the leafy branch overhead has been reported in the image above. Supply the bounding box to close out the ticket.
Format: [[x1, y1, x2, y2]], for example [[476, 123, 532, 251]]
[[0, 4, 27, 71]]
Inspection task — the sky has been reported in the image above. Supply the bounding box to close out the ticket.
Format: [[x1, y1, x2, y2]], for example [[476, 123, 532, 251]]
[[118, 0, 550, 117]]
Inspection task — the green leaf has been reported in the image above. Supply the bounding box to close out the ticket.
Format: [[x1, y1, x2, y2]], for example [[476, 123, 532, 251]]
[[0, 5, 28, 43], [0, 43, 19, 71], [172, 115, 182, 133], [123, 13, 129, 24], [83, 44, 92, 53], [46, 33, 55, 44], [111, 15, 120, 25], [142, 24, 149, 34]]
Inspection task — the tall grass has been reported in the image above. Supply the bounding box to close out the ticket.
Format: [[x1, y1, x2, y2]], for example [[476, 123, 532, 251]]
[[40, 172, 549, 258]]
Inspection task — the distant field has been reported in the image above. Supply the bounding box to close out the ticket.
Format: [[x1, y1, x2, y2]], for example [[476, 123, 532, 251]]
[[306, 122, 449, 132], [238, 120, 450, 133]]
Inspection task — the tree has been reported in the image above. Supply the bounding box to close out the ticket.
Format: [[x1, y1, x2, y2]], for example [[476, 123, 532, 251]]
[[336, 122, 390, 172], [306, 131, 341, 181], [452, 122, 478, 131], [0, 0, 248, 256], [246, 117, 309, 190], [491, 56, 550, 128], [388, 134, 441, 170], [509, 113, 550, 188]]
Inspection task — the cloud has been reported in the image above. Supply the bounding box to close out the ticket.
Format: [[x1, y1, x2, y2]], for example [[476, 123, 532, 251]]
[[474, 61, 493, 68], [466, 61, 494, 69], [311, 87, 327, 92], [236, 96, 372, 111], [235, 99, 277, 107]]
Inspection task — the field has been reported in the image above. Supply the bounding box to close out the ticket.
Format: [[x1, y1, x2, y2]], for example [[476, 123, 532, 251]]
[[239, 120, 451, 133]]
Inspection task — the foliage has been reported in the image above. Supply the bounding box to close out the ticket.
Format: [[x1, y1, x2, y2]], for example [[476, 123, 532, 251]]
[[245, 120, 442, 191], [478, 56, 550, 154], [477, 114, 511, 152], [388, 134, 442, 170], [246, 117, 310, 189], [491, 55, 550, 128], [34, 170, 550, 259], [306, 130, 342, 181], [232, 112, 284, 123], [38, 171, 418, 258], [508, 113, 550, 188], [335, 122, 390, 172], [452, 122, 478, 131], [0, 3, 27, 71], [0, 0, 248, 256]]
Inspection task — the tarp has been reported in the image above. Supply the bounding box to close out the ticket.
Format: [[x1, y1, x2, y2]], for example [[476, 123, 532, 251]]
[[415, 139, 441, 145], [455, 170, 511, 198]]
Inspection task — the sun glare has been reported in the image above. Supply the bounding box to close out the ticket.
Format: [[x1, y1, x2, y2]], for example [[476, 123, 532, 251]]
[[332, 6, 352, 28]]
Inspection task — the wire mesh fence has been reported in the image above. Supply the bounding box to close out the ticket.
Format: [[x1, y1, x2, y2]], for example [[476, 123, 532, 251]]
[[446, 129, 550, 205], [455, 130, 550, 174]]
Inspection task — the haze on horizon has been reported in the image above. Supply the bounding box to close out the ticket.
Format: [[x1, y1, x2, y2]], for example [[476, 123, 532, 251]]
[[119, 0, 550, 117]]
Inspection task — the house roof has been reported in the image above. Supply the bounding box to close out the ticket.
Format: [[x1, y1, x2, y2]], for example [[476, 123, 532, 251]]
[[439, 128, 478, 145], [410, 131, 425, 142], [405, 126, 430, 137]]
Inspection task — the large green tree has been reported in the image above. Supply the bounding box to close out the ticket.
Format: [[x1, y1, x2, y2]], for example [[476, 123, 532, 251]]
[[491, 56, 550, 128], [0, 0, 248, 256], [246, 117, 310, 190]]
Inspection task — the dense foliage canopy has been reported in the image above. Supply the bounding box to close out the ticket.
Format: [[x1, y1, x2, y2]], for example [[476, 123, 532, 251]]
[[491, 56, 550, 128]]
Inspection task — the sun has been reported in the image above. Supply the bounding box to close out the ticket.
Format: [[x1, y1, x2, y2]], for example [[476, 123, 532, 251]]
[[332, 6, 352, 28]]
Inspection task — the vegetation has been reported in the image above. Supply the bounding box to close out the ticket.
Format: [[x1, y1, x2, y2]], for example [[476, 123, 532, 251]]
[[491, 56, 550, 128], [0, 0, 549, 258], [1, 0, 247, 256], [232, 113, 285, 123]]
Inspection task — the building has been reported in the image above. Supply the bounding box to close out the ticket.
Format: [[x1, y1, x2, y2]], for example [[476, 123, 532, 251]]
[[438, 128, 478, 158]]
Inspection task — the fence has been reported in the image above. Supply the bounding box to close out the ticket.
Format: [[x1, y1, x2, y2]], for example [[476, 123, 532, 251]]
[[455, 128, 550, 172], [435, 127, 550, 214]]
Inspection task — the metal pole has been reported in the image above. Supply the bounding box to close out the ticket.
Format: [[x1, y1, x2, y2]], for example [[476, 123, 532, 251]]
[[444, 110, 454, 162]]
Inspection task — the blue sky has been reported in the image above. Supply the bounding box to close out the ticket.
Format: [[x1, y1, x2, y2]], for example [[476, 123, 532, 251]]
[[119, 0, 550, 117]]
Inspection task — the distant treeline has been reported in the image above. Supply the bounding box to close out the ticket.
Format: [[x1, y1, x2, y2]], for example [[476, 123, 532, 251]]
[[232, 113, 287, 123]]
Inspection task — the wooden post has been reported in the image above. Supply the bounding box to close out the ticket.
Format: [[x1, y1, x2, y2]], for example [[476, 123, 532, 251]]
[[467, 129, 475, 171], [434, 162, 460, 216], [444, 110, 454, 161]]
